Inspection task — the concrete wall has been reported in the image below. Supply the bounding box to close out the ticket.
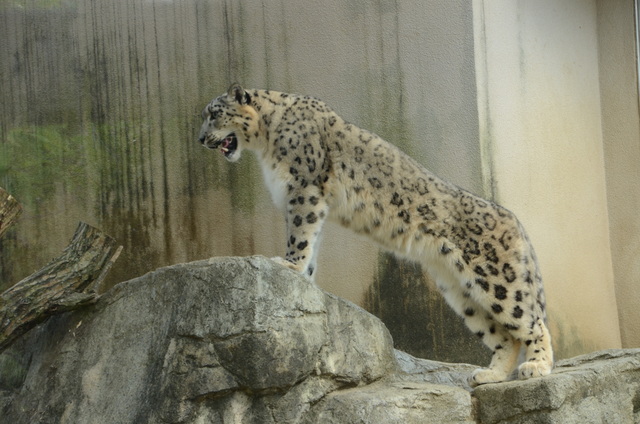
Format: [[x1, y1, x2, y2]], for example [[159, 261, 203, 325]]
[[1, 0, 636, 363], [473, 0, 622, 354], [0, 0, 489, 364], [598, 0, 640, 348]]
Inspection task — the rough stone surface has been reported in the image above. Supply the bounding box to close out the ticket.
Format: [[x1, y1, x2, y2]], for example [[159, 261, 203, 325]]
[[0, 256, 463, 423], [1, 256, 639, 423], [474, 349, 640, 424]]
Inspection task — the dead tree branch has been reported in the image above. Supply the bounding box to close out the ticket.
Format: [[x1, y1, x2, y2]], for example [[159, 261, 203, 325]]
[[0, 217, 122, 353]]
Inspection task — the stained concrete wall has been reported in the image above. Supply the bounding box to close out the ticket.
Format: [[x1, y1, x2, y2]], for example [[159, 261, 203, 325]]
[[473, 0, 622, 354], [0, 0, 489, 365], [597, 0, 640, 349], [0, 0, 635, 363]]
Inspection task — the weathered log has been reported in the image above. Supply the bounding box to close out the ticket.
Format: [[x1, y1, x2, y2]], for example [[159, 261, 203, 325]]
[[0, 222, 122, 353], [0, 187, 22, 238]]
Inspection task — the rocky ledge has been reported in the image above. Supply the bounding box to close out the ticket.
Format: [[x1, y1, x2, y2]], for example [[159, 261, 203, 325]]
[[0, 256, 638, 423]]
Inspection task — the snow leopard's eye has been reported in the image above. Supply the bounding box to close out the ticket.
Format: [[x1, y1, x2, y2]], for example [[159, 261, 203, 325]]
[[207, 107, 222, 121]]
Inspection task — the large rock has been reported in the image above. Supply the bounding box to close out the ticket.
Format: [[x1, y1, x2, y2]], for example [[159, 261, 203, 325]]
[[0, 256, 472, 423], [474, 349, 640, 424], [1, 256, 640, 423]]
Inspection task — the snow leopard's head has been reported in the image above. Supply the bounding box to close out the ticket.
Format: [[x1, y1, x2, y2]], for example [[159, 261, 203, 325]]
[[198, 84, 258, 162]]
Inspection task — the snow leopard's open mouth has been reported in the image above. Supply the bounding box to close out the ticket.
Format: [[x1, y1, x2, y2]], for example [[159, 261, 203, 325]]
[[207, 133, 237, 158]]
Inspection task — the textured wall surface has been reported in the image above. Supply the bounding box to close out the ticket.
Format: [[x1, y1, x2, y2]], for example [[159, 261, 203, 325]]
[[0, 0, 486, 364], [597, 0, 640, 349], [473, 0, 623, 353], [1, 0, 637, 363]]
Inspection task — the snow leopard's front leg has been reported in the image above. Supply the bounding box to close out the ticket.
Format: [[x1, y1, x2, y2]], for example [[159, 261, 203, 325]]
[[272, 186, 328, 279]]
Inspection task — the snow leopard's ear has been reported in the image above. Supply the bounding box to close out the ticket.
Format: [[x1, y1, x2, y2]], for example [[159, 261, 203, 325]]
[[228, 83, 251, 105]]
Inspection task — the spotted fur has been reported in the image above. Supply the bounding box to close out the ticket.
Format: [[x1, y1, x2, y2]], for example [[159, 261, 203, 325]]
[[198, 84, 554, 385]]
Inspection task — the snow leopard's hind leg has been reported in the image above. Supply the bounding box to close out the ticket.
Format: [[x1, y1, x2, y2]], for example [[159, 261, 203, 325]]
[[433, 270, 521, 386]]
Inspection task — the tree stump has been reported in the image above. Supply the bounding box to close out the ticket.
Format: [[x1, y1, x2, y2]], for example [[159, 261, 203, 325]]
[[0, 188, 122, 353]]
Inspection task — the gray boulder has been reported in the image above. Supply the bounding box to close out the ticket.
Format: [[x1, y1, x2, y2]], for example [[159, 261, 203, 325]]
[[1, 256, 640, 423], [474, 348, 640, 424], [0, 256, 472, 423]]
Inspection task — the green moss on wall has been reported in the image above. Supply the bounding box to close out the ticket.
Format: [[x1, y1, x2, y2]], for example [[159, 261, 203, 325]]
[[0, 125, 89, 208]]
